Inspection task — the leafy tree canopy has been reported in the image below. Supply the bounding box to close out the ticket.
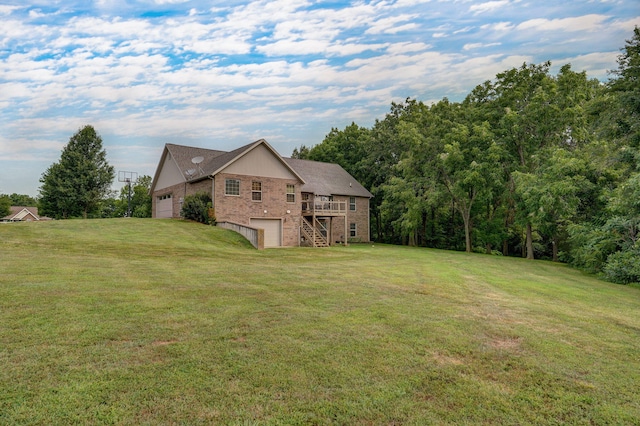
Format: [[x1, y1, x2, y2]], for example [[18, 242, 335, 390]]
[[39, 125, 115, 219], [0, 195, 10, 217], [300, 28, 639, 283]]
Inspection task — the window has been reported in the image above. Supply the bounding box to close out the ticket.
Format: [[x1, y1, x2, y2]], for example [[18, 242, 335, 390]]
[[286, 184, 295, 203], [251, 181, 262, 201], [350, 197, 356, 211], [350, 223, 357, 237], [225, 179, 240, 196], [158, 194, 171, 200]]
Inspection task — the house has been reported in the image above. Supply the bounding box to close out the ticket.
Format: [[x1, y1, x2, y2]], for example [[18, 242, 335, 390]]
[[1, 206, 45, 222], [150, 139, 372, 248]]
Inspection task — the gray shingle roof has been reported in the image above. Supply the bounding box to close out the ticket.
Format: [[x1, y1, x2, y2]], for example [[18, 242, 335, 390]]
[[165, 143, 227, 180], [158, 141, 372, 198], [284, 158, 372, 198]]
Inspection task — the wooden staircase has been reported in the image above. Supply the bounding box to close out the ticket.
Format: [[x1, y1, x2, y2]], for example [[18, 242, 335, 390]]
[[301, 217, 329, 247]]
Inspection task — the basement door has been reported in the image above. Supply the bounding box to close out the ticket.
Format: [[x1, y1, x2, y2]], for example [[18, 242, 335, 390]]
[[250, 219, 282, 248]]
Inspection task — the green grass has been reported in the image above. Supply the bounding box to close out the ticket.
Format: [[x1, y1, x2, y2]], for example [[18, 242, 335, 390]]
[[1, 219, 639, 425]]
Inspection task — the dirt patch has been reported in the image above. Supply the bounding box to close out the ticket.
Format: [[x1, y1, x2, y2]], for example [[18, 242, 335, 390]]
[[488, 336, 522, 351], [432, 352, 465, 365], [152, 340, 178, 346]]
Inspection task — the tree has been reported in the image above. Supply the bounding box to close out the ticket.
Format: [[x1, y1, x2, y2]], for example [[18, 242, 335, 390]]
[[118, 175, 152, 218], [363, 99, 430, 242], [609, 26, 640, 151], [291, 145, 310, 159], [39, 125, 115, 219], [514, 147, 591, 261], [8, 194, 38, 206], [439, 119, 502, 252], [0, 195, 10, 217]]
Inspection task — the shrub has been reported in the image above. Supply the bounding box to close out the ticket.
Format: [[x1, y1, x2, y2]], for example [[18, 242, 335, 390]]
[[603, 246, 640, 284], [181, 193, 215, 225]]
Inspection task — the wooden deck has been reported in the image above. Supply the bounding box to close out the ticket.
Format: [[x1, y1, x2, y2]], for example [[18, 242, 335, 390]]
[[301, 200, 347, 216]]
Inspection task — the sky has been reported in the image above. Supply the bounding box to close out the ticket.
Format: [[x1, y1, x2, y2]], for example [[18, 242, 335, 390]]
[[1, 1, 639, 197]]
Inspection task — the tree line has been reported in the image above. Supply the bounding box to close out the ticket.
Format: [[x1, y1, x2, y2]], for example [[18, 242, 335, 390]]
[[293, 28, 640, 284]]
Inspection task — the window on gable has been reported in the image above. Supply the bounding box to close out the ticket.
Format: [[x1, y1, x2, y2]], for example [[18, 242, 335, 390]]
[[252, 181, 262, 201], [225, 179, 240, 196], [350, 223, 357, 237], [350, 197, 356, 211], [286, 184, 295, 203]]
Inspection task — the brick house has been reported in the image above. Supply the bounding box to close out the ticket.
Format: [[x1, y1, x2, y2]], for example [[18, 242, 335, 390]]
[[150, 139, 372, 248], [1, 206, 47, 222]]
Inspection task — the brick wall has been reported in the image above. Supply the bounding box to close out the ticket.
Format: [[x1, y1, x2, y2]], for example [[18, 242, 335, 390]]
[[213, 173, 302, 247], [328, 196, 370, 243]]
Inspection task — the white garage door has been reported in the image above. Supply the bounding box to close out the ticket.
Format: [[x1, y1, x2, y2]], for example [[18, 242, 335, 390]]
[[156, 195, 173, 218], [250, 219, 282, 248]]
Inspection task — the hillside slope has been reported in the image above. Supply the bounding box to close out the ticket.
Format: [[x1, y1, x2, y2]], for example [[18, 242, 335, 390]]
[[1, 219, 639, 424]]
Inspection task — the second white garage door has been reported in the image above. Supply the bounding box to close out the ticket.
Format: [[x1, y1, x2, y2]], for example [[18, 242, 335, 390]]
[[156, 195, 173, 218], [250, 219, 282, 248]]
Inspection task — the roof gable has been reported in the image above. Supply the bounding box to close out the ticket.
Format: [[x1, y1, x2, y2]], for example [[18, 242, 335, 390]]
[[2, 206, 40, 221], [150, 143, 227, 192], [207, 140, 304, 182]]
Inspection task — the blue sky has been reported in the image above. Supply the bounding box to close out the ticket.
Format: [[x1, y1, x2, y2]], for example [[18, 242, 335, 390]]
[[1, 1, 638, 197]]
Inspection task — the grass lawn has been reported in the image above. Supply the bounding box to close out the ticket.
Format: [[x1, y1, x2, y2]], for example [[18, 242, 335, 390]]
[[1, 218, 639, 424]]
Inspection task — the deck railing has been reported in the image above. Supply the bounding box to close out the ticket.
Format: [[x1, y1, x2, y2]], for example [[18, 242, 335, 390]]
[[301, 200, 347, 215]]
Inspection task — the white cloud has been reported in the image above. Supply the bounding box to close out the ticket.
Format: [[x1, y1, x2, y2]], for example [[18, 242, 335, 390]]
[[481, 21, 514, 32], [516, 14, 610, 32], [463, 42, 501, 50], [0, 5, 21, 15], [386, 42, 431, 54], [470, 1, 510, 15], [365, 14, 419, 34], [553, 51, 619, 80]]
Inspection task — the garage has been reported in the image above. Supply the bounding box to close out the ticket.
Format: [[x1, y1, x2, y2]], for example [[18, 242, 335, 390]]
[[156, 194, 173, 218], [250, 219, 282, 248]]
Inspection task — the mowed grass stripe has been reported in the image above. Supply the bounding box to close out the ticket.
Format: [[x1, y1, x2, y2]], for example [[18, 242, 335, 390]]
[[1, 219, 639, 424]]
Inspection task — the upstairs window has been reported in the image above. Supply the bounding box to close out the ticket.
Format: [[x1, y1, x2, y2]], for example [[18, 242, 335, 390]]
[[225, 179, 240, 196], [286, 184, 295, 203], [252, 181, 262, 201], [350, 197, 356, 211]]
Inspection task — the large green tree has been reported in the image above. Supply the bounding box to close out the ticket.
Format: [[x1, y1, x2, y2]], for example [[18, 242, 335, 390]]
[[0, 195, 10, 217], [609, 26, 640, 152], [379, 101, 448, 246], [439, 120, 503, 253], [39, 125, 115, 219]]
